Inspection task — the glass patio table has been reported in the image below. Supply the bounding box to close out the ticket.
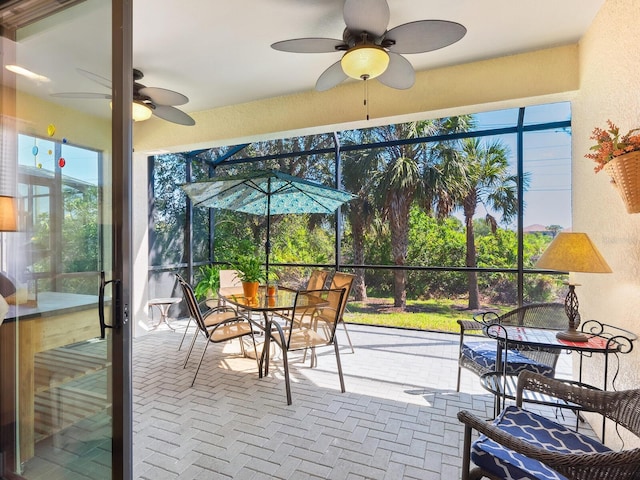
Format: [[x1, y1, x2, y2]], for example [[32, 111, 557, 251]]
[[218, 286, 326, 376]]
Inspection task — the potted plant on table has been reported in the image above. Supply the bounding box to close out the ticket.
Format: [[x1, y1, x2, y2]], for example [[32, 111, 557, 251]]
[[231, 254, 266, 301]]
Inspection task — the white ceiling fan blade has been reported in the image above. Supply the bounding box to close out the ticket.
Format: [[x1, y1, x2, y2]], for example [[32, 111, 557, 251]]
[[77, 68, 112, 89], [376, 53, 415, 89], [152, 105, 196, 126], [386, 20, 467, 54], [315, 60, 348, 91], [343, 0, 389, 38], [50, 92, 112, 99], [139, 86, 188, 106], [271, 38, 344, 53]]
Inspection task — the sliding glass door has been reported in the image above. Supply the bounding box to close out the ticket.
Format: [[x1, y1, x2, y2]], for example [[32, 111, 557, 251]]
[[0, 0, 132, 478]]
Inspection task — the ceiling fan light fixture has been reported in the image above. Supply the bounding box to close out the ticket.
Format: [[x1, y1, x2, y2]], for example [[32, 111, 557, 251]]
[[109, 100, 153, 122], [132, 101, 153, 122], [341, 44, 389, 80]]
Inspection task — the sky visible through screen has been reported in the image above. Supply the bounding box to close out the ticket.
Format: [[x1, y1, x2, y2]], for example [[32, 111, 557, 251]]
[[467, 102, 572, 232]]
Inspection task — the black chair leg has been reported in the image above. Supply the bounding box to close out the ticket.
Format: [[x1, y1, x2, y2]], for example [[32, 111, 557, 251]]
[[178, 317, 192, 351], [249, 331, 260, 375], [183, 327, 200, 368], [191, 338, 210, 387], [462, 424, 472, 480], [334, 337, 345, 393], [341, 320, 355, 353], [282, 349, 292, 405]]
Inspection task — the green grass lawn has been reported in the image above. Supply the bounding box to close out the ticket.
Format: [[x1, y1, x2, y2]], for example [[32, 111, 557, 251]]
[[344, 297, 510, 333]]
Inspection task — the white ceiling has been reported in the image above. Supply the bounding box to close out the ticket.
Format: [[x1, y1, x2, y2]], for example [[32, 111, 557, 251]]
[[9, 0, 605, 121]]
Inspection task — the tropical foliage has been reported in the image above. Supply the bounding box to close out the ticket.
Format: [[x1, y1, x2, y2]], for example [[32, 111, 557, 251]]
[[194, 264, 221, 300], [231, 254, 266, 283], [149, 111, 567, 317]]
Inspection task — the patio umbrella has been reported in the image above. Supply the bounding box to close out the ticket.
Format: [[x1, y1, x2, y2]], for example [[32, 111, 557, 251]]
[[181, 169, 355, 280]]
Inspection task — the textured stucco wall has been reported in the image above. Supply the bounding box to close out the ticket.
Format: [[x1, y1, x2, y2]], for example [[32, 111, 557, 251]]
[[572, 0, 640, 445], [132, 45, 579, 154]]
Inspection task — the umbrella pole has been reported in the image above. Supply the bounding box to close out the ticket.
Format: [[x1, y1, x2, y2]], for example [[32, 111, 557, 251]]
[[265, 178, 271, 283]]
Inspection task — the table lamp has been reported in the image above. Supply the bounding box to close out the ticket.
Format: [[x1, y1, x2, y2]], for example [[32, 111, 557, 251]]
[[0, 195, 17, 324], [0, 195, 17, 232], [534, 232, 612, 342]]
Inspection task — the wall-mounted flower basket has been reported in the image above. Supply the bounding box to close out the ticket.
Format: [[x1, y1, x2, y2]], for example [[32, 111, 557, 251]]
[[603, 150, 640, 214]]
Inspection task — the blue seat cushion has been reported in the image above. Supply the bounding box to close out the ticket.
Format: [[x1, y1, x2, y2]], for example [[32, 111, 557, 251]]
[[461, 341, 554, 376], [472, 405, 611, 480]]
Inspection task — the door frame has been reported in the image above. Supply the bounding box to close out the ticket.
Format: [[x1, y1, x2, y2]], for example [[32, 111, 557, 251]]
[[112, 0, 133, 478]]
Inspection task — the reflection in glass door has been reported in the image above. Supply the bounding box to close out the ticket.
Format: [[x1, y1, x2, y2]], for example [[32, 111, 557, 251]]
[[0, 1, 129, 478]]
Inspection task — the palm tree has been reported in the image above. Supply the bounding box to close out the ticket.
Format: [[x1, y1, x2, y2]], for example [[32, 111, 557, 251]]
[[374, 116, 474, 309], [452, 137, 519, 310], [341, 131, 381, 301]]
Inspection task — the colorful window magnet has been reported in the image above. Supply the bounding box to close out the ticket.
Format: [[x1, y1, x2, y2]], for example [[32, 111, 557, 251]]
[[58, 157, 66, 168], [32, 146, 38, 156], [47, 124, 55, 137]]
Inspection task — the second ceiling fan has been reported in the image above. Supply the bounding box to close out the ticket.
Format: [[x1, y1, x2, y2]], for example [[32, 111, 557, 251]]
[[271, 0, 466, 91], [52, 68, 196, 126]]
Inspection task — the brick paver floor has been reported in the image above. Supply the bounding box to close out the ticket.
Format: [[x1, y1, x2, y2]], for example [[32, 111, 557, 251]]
[[132, 321, 580, 479]]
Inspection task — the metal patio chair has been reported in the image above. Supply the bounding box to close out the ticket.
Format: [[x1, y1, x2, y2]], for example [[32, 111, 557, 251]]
[[329, 271, 355, 353], [176, 274, 258, 387], [266, 288, 346, 404]]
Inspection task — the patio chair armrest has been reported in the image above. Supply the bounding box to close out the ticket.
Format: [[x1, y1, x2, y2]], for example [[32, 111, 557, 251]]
[[268, 316, 288, 347], [472, 311, 500, 324], [516, 371, 607, 409], [457, 319, 485, 334], [201, 305, 237, 319]]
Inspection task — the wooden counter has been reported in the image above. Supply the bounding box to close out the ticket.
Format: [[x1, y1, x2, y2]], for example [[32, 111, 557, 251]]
[[3, 292, 110, 461]]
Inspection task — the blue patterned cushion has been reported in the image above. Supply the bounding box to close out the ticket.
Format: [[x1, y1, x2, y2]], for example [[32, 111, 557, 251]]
[[472, 406, 611, 480], [461, 341, 554, 376]]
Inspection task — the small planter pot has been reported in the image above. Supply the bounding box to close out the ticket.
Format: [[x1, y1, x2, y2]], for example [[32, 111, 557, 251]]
[[604, 151, 640, 214], [242, 281, 259, 302]]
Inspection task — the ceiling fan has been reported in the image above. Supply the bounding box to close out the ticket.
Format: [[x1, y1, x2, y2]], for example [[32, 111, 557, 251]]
[[51, 68, 196, 126], [271, 0, 466, 91]]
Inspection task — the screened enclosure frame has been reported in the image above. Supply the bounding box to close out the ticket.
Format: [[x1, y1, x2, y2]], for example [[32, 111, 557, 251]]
[[148, 105, 572, 308]]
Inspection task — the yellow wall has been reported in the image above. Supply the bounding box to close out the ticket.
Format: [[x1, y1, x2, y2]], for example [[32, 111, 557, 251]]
[[572, 0, 640, 445], [133, 44, 579, 154], [16, 91, 110, 151]]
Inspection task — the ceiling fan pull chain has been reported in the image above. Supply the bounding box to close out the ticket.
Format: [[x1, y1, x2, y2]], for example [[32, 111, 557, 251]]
[[363, 75, 370, 121]]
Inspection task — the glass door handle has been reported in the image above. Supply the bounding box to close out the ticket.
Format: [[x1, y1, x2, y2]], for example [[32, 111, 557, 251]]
[[99, 271, 123, 337]]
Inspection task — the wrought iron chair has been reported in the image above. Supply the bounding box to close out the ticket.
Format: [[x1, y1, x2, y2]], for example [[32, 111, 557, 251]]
[[458, 370, 640, 480], [456, 303, 567, 392], [329, 271, 355, 353], [176, 274, 258, 387], [266, 288, 346, 404]]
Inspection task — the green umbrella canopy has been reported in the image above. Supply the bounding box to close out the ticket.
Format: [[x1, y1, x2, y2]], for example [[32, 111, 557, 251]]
[[181, 170, 355, 279], [181, 170, 355, 215]]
